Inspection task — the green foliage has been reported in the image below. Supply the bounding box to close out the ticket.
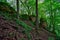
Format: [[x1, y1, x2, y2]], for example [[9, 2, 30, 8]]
[[20, 14, 29, 20], [48, 37, 54, 40], [38, 0, 60, 39], [0, 2, 16, 17], [1, 0, 60, 39], [15, 19, 32, 40], [0, 0, 7, 2]]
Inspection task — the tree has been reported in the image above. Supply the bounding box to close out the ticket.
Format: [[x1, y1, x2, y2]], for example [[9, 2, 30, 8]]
[[16, 0, 19, 19], [36, 0, 39, 27], [35, 0, 40, 38]]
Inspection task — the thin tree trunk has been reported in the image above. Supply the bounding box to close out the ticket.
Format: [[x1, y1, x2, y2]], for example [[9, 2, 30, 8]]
[[16, 0, 19, 19], [35, 0, 39, 37], [36, 0, 39, 28]]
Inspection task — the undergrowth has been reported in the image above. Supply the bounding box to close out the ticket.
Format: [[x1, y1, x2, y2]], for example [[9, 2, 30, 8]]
[[0, 11, 32, 40]]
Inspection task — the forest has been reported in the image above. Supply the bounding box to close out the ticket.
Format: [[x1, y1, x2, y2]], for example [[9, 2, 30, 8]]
[[0, 0, 60, 40]]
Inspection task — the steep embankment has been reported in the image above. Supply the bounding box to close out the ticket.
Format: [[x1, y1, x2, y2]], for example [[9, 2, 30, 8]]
[[0, 2, 32, 40], [0, 2, 56, 40], [0, 12, 32, 40]]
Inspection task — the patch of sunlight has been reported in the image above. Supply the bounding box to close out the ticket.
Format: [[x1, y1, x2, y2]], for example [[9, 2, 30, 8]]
[[38, 0, 44, 4], [7, 0, 12, 2], [46, 14, 50, 17], [57, 23, 60, 25]]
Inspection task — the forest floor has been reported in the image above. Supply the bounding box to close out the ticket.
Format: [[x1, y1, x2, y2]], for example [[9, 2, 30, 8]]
[[0, 15, 56, 40]]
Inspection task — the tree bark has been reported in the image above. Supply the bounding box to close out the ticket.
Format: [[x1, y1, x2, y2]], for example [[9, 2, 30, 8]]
[[16, 0, 19, 19], [36, 0, 39, 28], [35, 0, 39, 37]]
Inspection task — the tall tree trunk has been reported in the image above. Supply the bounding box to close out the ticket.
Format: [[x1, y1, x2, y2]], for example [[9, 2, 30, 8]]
[[16, 1, 20, 39], [16, 0, 19, 19], [36, 0, 39, 28], [35, 0, 39, 37]]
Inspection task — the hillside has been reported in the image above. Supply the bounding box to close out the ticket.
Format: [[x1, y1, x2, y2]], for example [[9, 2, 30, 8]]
[[0, 2, 56, 40]]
